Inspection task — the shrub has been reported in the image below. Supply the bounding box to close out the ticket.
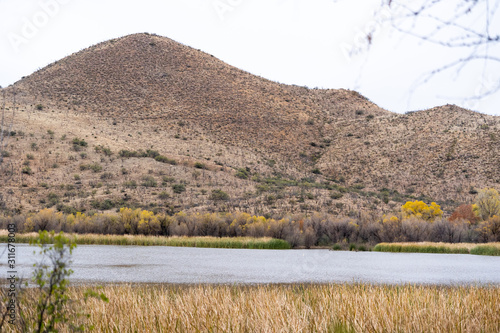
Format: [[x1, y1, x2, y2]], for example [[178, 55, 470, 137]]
[[95, 145, 113, 156], [311, 168, 322, 175], [210, 189, 229, 201], [123, 180, 137, 188], [119, 150, 139, 158], [235, 168, 250, 179], [155, 155, 177, 165], [330, 192, 343, 200], [35, 104, 44, 110], [90, 163, 102, 172], [91, 199, 115, 210], [100, 172, 114, 180], [22, 166, 33, 175], [158, 191, 170, 200], [162, 176, 176, 184], [146, 149, 160, 158], [79, 163, 102, 172], [332, 244, 342, 250], [172, 184, 186, 194], [72, 138, 88, 147], [141, 175, 157, 187], [47, 192, 60, 207], [194, 162, 206, 169]]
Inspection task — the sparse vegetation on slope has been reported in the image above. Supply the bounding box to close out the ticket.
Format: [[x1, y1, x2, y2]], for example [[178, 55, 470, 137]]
[[0, 33, 498, 219]]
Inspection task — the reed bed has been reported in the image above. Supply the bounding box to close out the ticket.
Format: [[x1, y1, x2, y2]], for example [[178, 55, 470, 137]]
[[0, 231, 291, 249], [374, 242, 500, 256], [4, 284, 500, 332]]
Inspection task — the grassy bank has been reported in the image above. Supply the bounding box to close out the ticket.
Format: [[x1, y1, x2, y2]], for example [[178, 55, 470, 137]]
[[4, 284, 500, 332], [374, 242, 500, 256], [0, 231, 291, 249]]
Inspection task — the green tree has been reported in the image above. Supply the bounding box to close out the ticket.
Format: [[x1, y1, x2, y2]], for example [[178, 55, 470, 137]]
[[32, 231, 76, 332], [0, 231, 108, 332]]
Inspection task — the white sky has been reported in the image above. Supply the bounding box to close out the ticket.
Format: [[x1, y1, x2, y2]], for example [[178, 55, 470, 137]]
[[0, 0, 498, 115]]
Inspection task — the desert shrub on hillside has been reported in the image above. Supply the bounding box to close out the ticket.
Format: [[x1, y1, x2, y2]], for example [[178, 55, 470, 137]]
[[194, 162, 206, 169], [95, 145, 113, 156], [80, 163, 102, 172], [141, 175, 157, 187], [123, 180, 137, 188], [119, 150, 140, 158], [22, 166, 33, 175], [401, 201, 443, 222], [235, 168, 250, 179], [172, 184, 186, 194], [72, 138, 88, 151], [155, 155, 177, 165], [473, 188, 500, 221], [210, 189, 229, 201]]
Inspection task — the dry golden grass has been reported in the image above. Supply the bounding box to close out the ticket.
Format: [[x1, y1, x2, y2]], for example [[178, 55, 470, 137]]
[[392, 241, 500, 250], [374, 242, 500, 255], [0, 231, 290, 249], [5, 284, 500, 332]]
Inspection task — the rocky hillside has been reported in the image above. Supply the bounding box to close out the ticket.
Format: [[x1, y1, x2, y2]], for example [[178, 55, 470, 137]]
[[0, 33, 498, 217]]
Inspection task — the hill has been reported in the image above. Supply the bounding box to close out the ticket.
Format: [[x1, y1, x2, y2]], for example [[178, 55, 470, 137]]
[[1, 33, 498, 217]]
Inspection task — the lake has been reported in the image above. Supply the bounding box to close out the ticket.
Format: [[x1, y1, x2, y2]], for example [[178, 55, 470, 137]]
[[3, 244, 500, 285]]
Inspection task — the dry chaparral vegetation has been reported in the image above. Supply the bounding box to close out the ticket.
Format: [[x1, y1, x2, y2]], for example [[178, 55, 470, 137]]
[[2, 284, 499, 333], [0, 33, 498, 220]]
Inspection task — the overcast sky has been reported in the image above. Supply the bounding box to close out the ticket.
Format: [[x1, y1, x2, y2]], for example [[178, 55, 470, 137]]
[[0, 0, 498, 115]]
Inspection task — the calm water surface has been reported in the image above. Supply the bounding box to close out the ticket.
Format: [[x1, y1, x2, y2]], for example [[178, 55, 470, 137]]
[[3, 244, 500, 285]]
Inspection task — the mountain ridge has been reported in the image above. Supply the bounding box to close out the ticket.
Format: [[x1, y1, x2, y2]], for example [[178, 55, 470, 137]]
[[1, 33, 498, 216]]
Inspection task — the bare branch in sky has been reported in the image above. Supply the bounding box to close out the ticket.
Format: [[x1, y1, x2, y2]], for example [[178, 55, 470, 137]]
[[372, 0, 500, 106]]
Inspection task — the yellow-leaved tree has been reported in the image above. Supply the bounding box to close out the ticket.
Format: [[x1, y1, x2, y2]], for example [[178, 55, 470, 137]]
[[401, 200, 443, 222], [473, 188, 500, 221], [137, 209, 161, 235]]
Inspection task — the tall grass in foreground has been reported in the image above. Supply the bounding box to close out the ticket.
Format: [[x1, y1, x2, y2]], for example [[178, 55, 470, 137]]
[[0, 231, 291, 249], [3, 284, 499, 332], [374, 242, 500, 256]]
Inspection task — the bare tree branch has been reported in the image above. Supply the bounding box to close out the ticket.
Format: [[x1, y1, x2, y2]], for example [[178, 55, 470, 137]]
[[367, 0, 500, 108]]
